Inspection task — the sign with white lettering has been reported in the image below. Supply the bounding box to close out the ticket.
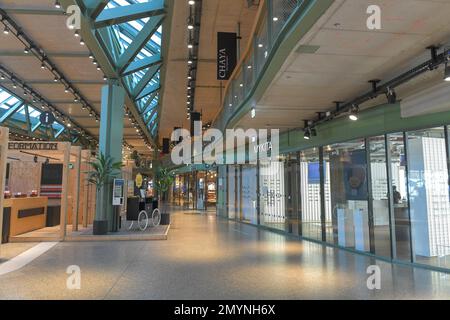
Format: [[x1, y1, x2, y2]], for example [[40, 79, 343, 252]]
[[217, 32, 237, 80], [39, 112, 55, 126]]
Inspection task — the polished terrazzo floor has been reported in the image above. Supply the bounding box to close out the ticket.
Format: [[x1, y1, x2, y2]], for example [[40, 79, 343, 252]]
[[0, 209, 450, 300]]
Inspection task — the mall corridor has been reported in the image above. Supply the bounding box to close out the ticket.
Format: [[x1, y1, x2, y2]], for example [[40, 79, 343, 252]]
[[0, 209, 449, 300]]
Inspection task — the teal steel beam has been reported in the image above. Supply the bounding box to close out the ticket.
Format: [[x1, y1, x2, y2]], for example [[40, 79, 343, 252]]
[[116, 15, 165, 72], [96, 81, 126, 233], [122, 54, 162, 76], [140, 93, 158, 115], [0, 102, 23, 123], [32, 121, 42, 133], [2, 8, 64, 15], [0, 51, 91, 58], [145, 108, 158, 126], [87, 0, 109, 19], [135, 83, 160, 101], [55, 126, 66, 138], [24, 105, 31, 135], [131, 63, 161, 98], [94, 1, 165, 28]]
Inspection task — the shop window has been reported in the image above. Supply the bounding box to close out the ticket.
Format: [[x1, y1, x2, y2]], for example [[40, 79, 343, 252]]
[[323, 140, 370, 252], [241, 166, 258, 225], [388, 133, 412, 262], [300, 148, 323, 240], [284, 154, 301, 236], [259, 160, 285, 231], [407, 127, 450, 268], [368, 135, 392, 258]]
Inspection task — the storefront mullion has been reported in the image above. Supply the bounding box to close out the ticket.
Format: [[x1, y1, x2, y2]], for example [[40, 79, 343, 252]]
[[403, 132, 417, 264], [319, 147, 326, 242], [365, 137, 376, 255]]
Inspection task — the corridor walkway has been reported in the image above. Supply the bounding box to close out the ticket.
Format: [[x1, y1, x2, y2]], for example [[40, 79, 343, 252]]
[[0, 209, 450, 300]]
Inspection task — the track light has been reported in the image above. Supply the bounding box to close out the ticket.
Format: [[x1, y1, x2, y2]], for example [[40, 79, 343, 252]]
[[187, 16, 194, 30], [24, 47, 30, 54], [3, 25, 9, 35], [0, 74, 4, 80], [55, 1, 61, 9], [349, 104, 359, 121], [304, 128, 311, 140], [80, 38, 85, 46], [41, 62, 46, 69], [444, 62, 450, 82], [74, 30, 79, 37], [386, 87, 397, 104]]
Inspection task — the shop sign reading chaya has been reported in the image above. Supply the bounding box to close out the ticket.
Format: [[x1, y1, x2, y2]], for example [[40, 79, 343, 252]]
[[8, 142, 59, 151]]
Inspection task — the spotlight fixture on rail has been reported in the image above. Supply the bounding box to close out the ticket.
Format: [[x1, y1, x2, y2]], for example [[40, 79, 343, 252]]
[[349, 104, 359, 121], [444, 48, 450, 82], [386, 87, 397, 104]]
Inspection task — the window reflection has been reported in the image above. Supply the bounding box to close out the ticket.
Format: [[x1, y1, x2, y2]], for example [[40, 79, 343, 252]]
[[369, 136, 392, 258], [388, 133, 412, 261], [407, 127, 450, 268], [300, 148, 323, 240], [323, 140, 370, 252]]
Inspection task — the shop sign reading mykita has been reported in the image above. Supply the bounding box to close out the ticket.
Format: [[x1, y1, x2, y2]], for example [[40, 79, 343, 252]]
[[8, 142, 58, 151]]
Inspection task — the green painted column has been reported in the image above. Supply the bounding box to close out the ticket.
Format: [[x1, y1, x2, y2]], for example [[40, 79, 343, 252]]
[[94, 80, 125, 235]]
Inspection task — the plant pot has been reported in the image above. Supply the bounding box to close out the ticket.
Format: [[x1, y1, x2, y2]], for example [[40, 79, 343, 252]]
[[93, 220, 108, 235], [160, 213, 170, 225]]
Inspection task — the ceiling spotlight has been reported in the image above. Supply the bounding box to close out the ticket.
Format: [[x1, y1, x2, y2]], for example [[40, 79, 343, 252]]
[[41, 62, 46, 69], [24, 47, 30, 54], [188, 0, 195, 5], [349, 104, 359, 121], [3, 25, 10, 35], [304, 128, 311, 140], [0, 74, 4, 80], [188, 43, 193, 49], [187, 17, 194, 30], [12, 83, 17, 89], [55, 1, 61, 9], [93, 60, 98, 65], [386, 87, 397, 104], [444, 62, 450, 82], [54, 76, 59, 82], [64, 87, 69, 93], [74, 30, 80, 37]]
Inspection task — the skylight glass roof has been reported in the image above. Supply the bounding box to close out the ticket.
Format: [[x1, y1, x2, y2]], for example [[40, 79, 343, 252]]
[[104, 0, 164, 140], [0, 87, 67, 139]]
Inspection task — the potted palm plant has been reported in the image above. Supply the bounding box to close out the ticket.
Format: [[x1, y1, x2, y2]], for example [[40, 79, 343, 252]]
[[87, 153, 124, 235], [154, 167, 174, 225]]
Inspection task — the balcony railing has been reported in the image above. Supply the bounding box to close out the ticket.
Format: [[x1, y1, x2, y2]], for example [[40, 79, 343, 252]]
[[212, 0, 309, 132]]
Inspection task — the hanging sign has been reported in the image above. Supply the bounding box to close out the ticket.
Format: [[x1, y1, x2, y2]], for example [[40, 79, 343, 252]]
[[217, 32, 237, 80], [135, 173, 143, 188], [39, 112, 55, 126]]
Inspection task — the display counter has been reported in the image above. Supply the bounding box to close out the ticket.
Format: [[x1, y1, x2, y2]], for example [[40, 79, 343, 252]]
[[3, 196, 48, 238]]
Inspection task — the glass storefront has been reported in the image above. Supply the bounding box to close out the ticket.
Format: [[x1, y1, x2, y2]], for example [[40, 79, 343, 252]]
[[300, 148, 323, 241], [218, 125, 450, 272]]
